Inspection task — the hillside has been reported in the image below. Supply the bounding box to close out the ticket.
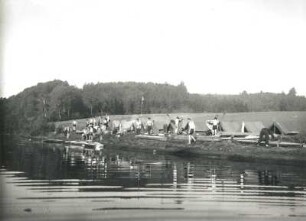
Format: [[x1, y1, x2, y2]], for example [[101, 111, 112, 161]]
[[1, 80, 306, 135]]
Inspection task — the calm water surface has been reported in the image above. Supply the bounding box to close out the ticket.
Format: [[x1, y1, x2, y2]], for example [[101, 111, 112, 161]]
[[1, 138, 306, 220]]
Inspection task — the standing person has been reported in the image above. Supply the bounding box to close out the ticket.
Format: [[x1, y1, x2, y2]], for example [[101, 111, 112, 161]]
[[185, 118, 196, 144], [146, 117, 154, 135], [93, 118, 97, 126], [72, 120, 77, 132], [212, 116, 219, 136], [89, 118, 94, 128], [165, 114, 174, 134], [64, 126, 71, 139], [98, 116, 103, 127], [134, 118, 143, 134], [152, 120, 159, 135], [178, 117, 184, 134], [105, 114, 110, 128], [174, 117, 180, 134], [82, 128, 88, 140], [96, 126, 103, 141]]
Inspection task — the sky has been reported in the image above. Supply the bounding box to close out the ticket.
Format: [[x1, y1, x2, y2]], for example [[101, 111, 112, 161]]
[[1, 0, 306, 98]]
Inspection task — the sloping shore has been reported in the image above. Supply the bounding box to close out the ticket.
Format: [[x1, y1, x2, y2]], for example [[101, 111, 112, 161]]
[[13, 130, 306, 165], [40, 132, 306, 165], [97, 134, 306, 165]]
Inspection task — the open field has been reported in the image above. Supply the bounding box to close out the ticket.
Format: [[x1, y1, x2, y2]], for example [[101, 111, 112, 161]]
[[55, 111, 306, 134]]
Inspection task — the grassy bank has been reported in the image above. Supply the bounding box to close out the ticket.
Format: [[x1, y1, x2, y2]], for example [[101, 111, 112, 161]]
[[54, 111, 306, 133], [101, 134, 306, 164], [42, 129, 306, 166]]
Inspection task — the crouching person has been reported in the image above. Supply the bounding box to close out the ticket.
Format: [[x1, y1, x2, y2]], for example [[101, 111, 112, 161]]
[[258, 128, 275, 147]]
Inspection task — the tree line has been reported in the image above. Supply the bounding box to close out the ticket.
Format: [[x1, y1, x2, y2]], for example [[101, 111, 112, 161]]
[[1, 80, 305, 135]]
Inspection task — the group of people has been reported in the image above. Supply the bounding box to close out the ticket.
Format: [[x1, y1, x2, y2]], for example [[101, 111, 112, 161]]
[[134, 115, 197, 144], [165, 116, 184, 135], [65, 113, 276, 147], [80, 114, 111, 141], [133, 117, 155, 135], [66, 114, 220, 145]]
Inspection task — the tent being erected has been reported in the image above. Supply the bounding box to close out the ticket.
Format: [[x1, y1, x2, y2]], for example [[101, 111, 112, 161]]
[[220, 121, 241, 133], [121, 120, 135, 131], [269, 121, 299, 135], [243, 121, 265, 135]]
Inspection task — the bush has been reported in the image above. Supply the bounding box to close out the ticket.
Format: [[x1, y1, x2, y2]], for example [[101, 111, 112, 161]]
[[55, 125, 64, 134], [30, 117, 56, 136]]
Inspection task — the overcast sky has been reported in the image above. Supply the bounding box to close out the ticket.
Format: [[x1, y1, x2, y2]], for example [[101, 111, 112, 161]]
[[1, 0, 306, 97]]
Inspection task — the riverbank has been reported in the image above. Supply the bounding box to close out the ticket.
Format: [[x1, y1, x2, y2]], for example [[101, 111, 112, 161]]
[[38, 131, 306, 166]]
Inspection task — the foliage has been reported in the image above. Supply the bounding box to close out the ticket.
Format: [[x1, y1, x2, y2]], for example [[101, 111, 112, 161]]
[[49, 85, 83, 120], [29, 116, 55, 136], [1, 81, 306, 136]]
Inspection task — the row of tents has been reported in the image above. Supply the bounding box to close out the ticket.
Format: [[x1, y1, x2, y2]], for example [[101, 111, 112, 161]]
[[118, 119, 298, 136], [218, 121, 299, 136]]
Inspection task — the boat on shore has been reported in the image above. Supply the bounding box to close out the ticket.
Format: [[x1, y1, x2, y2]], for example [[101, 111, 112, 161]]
[[44, 139, 103, 150]]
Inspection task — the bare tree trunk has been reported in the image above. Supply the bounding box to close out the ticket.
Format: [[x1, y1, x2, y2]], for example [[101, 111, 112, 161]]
[[68, 108, 70, 119], [41, 98, 47, 118], [58, 109, 61, 120], [90, 105, 93, 116]]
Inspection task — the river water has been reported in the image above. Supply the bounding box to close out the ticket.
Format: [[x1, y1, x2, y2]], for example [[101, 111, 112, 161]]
[[1, 139, 306, 220]]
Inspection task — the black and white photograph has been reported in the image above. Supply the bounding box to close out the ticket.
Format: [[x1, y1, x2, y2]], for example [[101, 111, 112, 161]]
[[1, 0, 306, 220]]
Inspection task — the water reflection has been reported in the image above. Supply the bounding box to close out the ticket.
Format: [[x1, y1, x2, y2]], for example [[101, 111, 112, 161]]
[[258, 170, 280, 186], [1, 140, 306, 219]]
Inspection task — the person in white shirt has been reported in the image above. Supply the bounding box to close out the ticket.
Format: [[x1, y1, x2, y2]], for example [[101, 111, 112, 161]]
[[134, 118, 143, 134], [174, 117, 180, 134], [72, 120, 77, 132], [146, 117, 154, 135]]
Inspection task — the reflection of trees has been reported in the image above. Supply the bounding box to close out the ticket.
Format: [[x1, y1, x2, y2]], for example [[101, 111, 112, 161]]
[[6, 142, 305, 193], [63, 149, 173, 187], [63, 147, 107, 180]]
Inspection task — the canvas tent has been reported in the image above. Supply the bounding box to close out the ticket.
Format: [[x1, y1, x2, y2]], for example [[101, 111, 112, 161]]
[[220, 121, 241, 133], [269, 121, 299, 135], [243, 121, 265, 135], [121, 120, 135, 131]]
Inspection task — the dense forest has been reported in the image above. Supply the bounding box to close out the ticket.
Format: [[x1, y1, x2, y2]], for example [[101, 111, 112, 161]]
[[1, 80, 306, 135]]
